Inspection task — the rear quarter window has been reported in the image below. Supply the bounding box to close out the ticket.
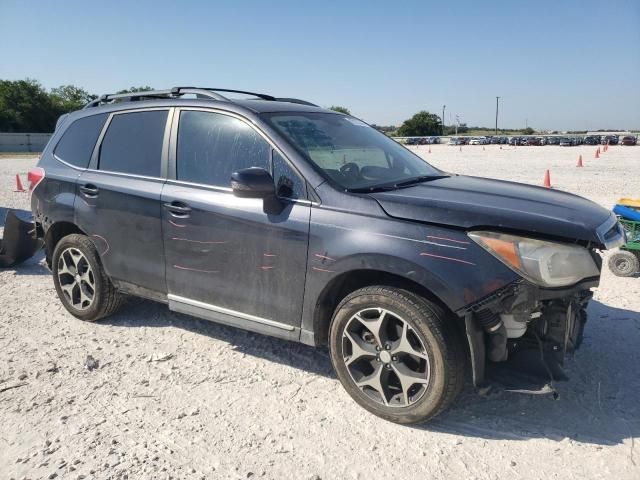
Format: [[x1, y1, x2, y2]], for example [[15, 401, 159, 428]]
[[53, 113, 108, 168]]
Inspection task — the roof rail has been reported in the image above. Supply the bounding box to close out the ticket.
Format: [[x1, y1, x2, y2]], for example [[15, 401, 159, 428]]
[[83, 87, 317, 109]]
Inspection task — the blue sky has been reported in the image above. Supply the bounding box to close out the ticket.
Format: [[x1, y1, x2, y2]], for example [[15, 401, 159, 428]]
[[1, 0, 639, 130]]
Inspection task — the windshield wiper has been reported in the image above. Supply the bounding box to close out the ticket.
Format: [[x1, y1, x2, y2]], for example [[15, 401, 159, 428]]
[[348, 175, 449, 193]]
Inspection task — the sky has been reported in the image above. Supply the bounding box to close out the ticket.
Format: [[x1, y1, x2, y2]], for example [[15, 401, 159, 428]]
[[1, 0, 639, 130]]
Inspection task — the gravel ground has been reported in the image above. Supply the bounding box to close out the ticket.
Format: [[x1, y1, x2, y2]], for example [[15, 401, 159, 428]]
[[1, 145, 639, 480]]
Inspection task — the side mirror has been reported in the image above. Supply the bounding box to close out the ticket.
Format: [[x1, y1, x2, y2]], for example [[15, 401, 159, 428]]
[[231, 167, 276, 199]]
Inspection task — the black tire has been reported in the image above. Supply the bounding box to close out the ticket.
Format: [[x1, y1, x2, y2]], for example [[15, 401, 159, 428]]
[[329, 286, 466, 424], [52, 234, 124, 321], [608, 250, 639, 277]]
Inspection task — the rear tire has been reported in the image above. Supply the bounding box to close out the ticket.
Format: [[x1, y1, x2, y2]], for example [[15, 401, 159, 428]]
[[608, 250, 639, 277], [52, 234, 123, 321], [328, 286, 465, 424]]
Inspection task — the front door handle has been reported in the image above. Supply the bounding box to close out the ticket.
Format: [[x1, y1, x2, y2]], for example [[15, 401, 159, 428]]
[[79, 184, 99, 197], [163, 201, 192, 217]]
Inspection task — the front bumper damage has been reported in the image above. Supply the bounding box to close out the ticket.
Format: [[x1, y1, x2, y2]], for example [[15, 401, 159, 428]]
[[0, 209, 43, 268], [460, 277, 598, 396]]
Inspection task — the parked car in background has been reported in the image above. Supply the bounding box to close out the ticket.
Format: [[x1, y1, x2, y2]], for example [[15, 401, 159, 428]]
[[469, 138, 482, 145], [448, 137, 463, 145], [546, 137, 560, 145], [604, 135, 619, 145], [621, 136, 637, 146], [559, 137, 572, 146], [584, 136, 600, 145], [526, 137, 542, 146]]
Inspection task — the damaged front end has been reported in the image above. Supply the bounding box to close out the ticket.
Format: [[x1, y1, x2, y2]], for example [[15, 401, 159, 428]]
[[461, 227, 621, 396], [464, 279, 596, 395], [0, 209, 43, 268]]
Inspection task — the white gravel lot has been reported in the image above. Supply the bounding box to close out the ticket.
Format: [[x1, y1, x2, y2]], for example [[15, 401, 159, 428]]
[[1, 145, 639, 480]]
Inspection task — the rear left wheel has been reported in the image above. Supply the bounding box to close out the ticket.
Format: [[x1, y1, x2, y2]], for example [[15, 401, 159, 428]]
[[329, 286, 465, 424], [52, 234, 124, 321]]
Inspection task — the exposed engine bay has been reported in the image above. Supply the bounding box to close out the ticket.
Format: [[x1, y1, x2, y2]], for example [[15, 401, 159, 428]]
[[464, 275, 598, 396]]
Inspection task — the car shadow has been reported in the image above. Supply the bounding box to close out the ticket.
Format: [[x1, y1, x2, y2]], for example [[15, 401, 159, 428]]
[[102, 297, 335, 379], [101, 297, 640, 446]]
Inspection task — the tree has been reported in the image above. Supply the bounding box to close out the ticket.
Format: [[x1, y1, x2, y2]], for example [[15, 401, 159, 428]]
[[116, 86, 154, 94], [329, 105, 351, 115], [0, 79, 60, 133], [522, 127, 535, 135], [50, 85, 97, 111], [396, 111, 442, 137]]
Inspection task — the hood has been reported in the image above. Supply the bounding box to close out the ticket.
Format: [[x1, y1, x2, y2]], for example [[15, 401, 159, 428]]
[[370, 175, 614, 245]]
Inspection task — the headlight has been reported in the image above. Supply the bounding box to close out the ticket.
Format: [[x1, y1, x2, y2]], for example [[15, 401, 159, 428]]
[[468, 231, 600, 287]]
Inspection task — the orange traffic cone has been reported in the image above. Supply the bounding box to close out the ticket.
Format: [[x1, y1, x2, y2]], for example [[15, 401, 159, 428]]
[[543, 170, 551, 188], [577, 155, 583, 167], [14, 174, 25, 192], [595, 148, 600, 159]]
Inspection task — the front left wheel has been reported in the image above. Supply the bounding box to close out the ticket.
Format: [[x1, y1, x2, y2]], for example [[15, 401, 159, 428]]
[[52, 234, 124, 321], [329, 286, 466, 424]]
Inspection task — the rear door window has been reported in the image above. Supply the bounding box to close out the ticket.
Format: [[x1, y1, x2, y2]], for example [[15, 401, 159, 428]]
[[176, 110, 270, 187], [98, 110, 168, 177], [54, 113, 108, 168]]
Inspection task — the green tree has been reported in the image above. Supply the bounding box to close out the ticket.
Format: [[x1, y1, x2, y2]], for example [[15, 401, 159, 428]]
[[522, 127, 535, 135], [0, 79, 60, 133], [116, 86, 154, 94], [396, 111, 442, 137], [329, 105, 351, 115], [50, 85, 97, 111]]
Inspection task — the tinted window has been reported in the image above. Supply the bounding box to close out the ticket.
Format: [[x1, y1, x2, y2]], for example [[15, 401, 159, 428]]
[[272, 150, 305, 199], [99, 110, 167, 177], [54, 113, 108, 168], [177, 111, 270, 187]]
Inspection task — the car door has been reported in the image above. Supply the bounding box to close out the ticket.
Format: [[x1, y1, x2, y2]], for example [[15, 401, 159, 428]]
[[161, 108, 311, 340], [75, 108, 171, 299]]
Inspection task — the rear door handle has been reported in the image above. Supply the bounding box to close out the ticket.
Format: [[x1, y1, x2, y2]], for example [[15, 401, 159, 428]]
[[163, 201, 192, 217], [79, 184, 99, 197]]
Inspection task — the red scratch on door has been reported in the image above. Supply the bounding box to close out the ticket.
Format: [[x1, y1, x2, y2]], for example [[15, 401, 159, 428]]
[[314, 253, 335, 261], [313, 266, 335, 273]]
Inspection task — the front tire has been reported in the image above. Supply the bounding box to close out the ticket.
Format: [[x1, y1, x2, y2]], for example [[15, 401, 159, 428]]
[[329, 286, 465, 424], [52, 234, 123, 321]]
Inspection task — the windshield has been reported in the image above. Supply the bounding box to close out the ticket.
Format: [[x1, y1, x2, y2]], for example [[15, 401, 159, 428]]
[[262, 112, 442, 191]]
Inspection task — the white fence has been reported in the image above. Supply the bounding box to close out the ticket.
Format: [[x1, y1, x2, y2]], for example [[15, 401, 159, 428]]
[[0, 132, 52, 153]]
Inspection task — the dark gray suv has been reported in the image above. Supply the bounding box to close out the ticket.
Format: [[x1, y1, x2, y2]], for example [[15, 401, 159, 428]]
[[29, 87, 625, 424]]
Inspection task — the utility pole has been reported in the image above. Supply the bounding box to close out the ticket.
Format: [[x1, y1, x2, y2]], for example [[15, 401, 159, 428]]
[[442, 105, 446, 135], [495, 96, 500, 135], [455, 115, 459, 135]]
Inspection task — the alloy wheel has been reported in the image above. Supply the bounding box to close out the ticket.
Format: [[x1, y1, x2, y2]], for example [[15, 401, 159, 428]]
[[57, 247, 95, 311], [341, 307, 431, 407]]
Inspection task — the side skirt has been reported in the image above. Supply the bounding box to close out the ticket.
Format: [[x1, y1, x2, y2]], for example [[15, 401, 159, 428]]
[[167, 294, 301, 342]]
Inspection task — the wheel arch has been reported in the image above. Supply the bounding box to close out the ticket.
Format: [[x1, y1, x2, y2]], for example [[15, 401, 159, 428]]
[[44, 221, 87, 267], [311, 269, 461, 347]]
